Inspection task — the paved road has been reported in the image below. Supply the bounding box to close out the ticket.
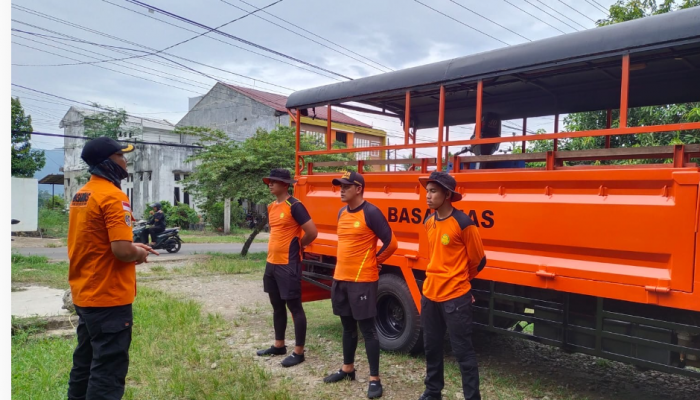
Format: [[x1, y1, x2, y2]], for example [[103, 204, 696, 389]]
[[14, 243, 268, 261]]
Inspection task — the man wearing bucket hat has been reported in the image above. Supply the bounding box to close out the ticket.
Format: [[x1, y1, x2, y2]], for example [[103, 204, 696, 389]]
[[257, 168, 318, 368], [417, 171, 486, 400], [324, 171, 398, 399], [67, 137, 158, 400]]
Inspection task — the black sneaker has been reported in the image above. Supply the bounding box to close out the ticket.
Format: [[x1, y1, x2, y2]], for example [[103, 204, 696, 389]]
[[367, 380, 383, 399], [281, 352, 305, 367], [256, 345, 287, 356], [323, 369, 356, 383], [418, 393, 441, 400]]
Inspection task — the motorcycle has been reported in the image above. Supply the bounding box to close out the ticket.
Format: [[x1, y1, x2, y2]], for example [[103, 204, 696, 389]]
[[132, 220, 183, 253]]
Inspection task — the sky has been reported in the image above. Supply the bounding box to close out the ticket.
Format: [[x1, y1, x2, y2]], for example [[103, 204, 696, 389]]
[[10, 0, 618, 158]]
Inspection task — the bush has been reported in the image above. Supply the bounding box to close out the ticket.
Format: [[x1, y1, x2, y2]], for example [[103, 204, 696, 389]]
[[38, 208, 68, 238], [142, 200, 199, 229], [168, 203, 200, 228], [38, 192, 65, 210], [203, 201, 245, 231]]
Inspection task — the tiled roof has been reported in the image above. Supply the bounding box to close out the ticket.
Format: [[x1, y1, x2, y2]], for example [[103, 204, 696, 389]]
[[223, 84, 370, 128]]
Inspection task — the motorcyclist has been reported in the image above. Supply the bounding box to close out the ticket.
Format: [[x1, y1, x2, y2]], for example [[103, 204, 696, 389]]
[[142, 202, 166, 246]]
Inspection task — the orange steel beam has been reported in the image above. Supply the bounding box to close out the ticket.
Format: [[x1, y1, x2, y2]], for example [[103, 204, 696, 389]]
[[475, 80, 483, 139], [412, 128, 416, 159], [521, 118, 527, 153], [296, 122, 700, 156], [620, 54, 630, 128], [553, 114, 559, 151], [326, 105, 332, 151], [295, 109, 301, 176], [404, 91, 411, 145], [287, 109, 295, 119], [605, 109, 612, 148], [437, 85, 445, 171]]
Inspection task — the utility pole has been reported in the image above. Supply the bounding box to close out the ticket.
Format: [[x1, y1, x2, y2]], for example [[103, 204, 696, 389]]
[[224, 198, 231, 234]]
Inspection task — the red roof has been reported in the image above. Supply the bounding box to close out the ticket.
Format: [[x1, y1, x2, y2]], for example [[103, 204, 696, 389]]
[[223, 84, 370, 128]]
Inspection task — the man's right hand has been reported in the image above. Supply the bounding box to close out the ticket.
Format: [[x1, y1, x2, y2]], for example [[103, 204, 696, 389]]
[[133, 243, 159, 264]]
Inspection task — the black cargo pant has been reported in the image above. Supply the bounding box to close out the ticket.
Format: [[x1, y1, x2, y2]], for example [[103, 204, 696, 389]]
[[421, 292, 480, 400], [68, 304, 133, 400]]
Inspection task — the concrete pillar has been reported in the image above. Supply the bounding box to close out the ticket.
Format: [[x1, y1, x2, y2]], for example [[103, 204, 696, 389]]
[[224, 198, 231, 234]]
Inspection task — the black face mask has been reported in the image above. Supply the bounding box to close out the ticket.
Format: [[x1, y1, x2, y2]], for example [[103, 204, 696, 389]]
[[89, 158, 128, 189]]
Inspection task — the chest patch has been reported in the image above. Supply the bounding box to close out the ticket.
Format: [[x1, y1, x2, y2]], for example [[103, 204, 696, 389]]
[[441, 233, 450, 245], [353, 221, 361, 228], [125, 213, 132, 227], [280, 212, 285, 219]]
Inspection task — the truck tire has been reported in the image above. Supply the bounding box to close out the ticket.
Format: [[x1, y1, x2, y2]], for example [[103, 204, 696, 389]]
[[376, 273, 423, 354]]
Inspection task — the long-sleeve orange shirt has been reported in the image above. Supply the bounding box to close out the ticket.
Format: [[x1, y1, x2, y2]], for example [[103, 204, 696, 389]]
[[334, 201, 398, 282], [422, 208, 486, 302]]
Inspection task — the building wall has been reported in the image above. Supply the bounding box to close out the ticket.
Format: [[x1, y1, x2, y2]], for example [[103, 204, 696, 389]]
[[61, 108, 200, 221], [178, 83, 285, 143]]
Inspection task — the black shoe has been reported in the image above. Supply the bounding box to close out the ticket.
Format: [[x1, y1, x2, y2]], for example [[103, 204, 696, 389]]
[[418, 393, 441, 400], [281, 352, 305, 367], [367, 380, 383, 399], [256, 345, 287, 356], [323, 369, 356, 383]]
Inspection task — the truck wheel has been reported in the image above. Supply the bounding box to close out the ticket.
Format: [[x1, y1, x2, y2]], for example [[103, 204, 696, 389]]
[[376, 273, 423, 354]]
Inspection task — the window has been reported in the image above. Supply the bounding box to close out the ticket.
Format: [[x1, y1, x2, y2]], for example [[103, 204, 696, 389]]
[[370, 142, 380, 157], [184, 191, 190, 206], [336, 131, 347, 145], [139, 173, 143, 182], [174, 187, 180, 205], [174, 173, 181, 182], [148, 172, 152, 181], [65, 179, 70, 187], [128, 173, 133, 182]]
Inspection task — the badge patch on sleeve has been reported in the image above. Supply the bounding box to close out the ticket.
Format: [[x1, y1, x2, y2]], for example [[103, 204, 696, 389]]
[[122, 201, 131, 212], [125, 213, 132, 227]]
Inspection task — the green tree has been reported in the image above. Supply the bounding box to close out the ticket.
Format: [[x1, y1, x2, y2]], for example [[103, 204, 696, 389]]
[[83, 103, 141, 139], [11, 97, 46, 177], [545, 0, 700, 161], [183, 125, 360, 256]]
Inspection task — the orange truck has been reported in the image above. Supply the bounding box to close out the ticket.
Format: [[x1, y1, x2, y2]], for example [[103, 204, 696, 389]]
[[286, 8, 700, 377]]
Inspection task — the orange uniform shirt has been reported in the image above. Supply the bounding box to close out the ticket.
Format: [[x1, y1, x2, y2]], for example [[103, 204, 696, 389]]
[[335, 201, 398, 282], [422, 209, 487, 302], [267, 197, 311, 265], [68, 176, 136, 307]]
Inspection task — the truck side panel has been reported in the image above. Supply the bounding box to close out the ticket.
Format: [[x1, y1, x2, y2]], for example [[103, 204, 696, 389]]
[[296, 167, 700, 312]]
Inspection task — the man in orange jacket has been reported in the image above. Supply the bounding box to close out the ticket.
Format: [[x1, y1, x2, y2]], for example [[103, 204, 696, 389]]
[[67, 137, 158, 400], [323, 171, 398, 399], [418, 171, 486, 400]]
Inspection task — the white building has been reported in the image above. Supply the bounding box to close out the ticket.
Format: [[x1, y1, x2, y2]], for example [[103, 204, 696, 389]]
[[61, 107, 199, 219]]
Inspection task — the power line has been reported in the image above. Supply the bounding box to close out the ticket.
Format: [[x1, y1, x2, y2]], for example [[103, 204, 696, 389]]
[[414, 0, 511, 46], [447, 0, 531, 42], [521, 0, 580, 32], [11, 27, 294, 98], [590, 0, 610, 13], [11, 5, 308, 89], [123, 0, 354, 80], [12, 84, 176, 128], [530, 0, 587, 30], [152, 0, 285, 55], [219, 0, 392, 73], [235, 0, 394, 72], [12, 40, 204, 95], [556, 0, 598, 23], [98, 0, 339, 81], [13, 130, 205, 149], [583, 0, 608, 15], [497, 0, 567, 34]]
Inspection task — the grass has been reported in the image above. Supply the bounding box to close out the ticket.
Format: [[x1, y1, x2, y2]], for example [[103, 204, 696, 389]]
[[180, 228, 268, 244], [11, 254, 69, 290], [140, 253, 268, 279], [11, 287, 295, 400], [38, 208, 69, 238]]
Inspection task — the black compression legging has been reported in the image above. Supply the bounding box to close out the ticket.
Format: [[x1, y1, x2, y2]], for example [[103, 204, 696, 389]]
[[340, 315, 380, 377], [269, 292, 307, 347]]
